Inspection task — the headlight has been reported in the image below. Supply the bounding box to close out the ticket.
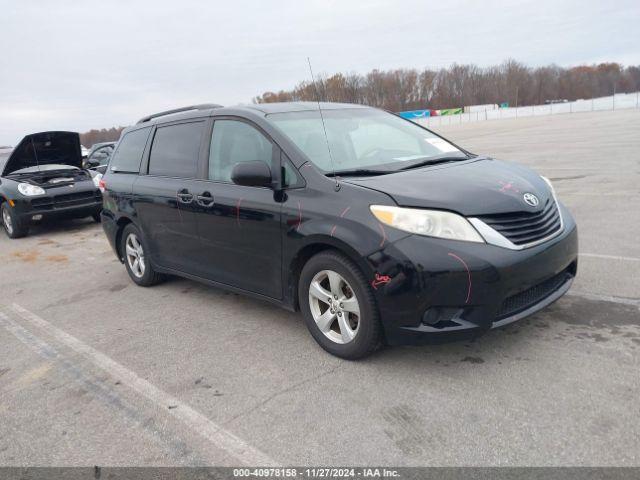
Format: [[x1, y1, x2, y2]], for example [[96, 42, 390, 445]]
[[370, 205, 484, 243], [92, 173, 102, 188], [17, 183, 46, 196]]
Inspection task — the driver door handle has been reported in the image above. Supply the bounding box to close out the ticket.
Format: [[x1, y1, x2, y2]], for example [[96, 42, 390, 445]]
[[177, 189, 194, 204], [196, 191, 215, 207]]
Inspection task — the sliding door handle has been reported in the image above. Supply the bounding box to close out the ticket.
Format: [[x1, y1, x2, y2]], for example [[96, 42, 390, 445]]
[[196, 191, 215, 207], [177, 189, 194, 204]]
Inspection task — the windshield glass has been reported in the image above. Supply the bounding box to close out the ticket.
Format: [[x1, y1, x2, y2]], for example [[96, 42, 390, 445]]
[[267, 108, 466, 172]]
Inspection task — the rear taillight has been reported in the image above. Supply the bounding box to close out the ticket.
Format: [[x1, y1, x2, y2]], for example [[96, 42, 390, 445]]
[[98, 179, 106, 193]]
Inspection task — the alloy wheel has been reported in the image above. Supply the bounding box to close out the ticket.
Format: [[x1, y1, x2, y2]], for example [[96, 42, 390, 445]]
[[125, 233, 146, 278], [2, 207, 13, 235], [308, 269, 361, 344]]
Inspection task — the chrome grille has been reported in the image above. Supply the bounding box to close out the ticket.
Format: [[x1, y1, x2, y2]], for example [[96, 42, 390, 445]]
[[476, 198, 561, 246]]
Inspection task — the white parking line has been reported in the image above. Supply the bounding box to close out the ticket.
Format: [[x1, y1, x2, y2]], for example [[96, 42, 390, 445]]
[[579, 253, 640, 262], [568, 291, 640, 307], [0, 310, 214, 466], [8, 303, 277, 466]]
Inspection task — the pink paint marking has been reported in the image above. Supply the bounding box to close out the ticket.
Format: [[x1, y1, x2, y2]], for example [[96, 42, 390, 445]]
[[296, 201, 302, 231], [236, 198, 244, 227], [330, 206, 351, 237], [499, 180, 520, 193], [447, 252, 472, 304], [371, 273, 392, 290], [377, 223, 387, 248], [175, 193, 184, 222]]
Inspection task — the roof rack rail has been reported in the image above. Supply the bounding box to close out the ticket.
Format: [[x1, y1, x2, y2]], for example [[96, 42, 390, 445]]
[[136, 104, 223, 124]]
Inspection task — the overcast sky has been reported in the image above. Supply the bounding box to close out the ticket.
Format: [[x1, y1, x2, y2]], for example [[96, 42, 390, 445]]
[[0, 0, 638, 145]]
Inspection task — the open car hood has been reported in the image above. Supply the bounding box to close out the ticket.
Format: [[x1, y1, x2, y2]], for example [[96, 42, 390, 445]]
[[2, 131, 82, 176]]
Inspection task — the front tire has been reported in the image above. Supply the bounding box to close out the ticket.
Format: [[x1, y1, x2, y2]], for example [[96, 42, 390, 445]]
[[1, 203, 29, 239], [120, 224, 163, 286], [299, 250, 382, 359]]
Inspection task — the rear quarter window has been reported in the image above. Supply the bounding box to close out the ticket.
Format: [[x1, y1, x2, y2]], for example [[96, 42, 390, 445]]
[[109, 127, 151, 173]]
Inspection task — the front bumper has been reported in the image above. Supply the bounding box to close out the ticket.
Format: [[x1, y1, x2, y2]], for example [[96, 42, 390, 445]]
[[11, 185, 102, 222], [366, 203, 578, 345]]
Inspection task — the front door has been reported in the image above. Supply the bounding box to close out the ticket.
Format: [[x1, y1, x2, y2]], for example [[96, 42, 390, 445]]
[[192, 118, 282, 299]]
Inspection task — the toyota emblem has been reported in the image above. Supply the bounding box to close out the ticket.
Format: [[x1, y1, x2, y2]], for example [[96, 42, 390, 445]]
[[523, 192, 539, 207]]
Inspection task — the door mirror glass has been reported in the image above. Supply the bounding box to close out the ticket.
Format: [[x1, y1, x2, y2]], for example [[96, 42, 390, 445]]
[[231, 161, 272, 187]]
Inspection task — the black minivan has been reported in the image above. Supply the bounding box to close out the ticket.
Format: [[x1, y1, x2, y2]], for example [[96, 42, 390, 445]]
[[101, 102, 578, 359]]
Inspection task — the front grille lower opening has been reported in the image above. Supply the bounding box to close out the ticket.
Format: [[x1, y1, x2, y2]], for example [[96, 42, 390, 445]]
[[497, 266, 574, 320]]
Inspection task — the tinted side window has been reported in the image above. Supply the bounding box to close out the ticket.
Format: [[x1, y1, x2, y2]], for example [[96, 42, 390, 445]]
[[110, 128, 150, 173], [149, 122, 204, 178], [209, 120, 272, 182]]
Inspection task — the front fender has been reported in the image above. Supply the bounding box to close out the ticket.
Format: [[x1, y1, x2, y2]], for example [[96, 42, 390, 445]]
[[281, 183, 410, 307]]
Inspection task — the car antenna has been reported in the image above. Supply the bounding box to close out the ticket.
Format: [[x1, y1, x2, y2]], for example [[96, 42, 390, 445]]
[[307, 57, 340, 191]]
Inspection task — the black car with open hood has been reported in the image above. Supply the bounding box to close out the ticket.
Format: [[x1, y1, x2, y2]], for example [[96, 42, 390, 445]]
[[0, 131, 103, 238]]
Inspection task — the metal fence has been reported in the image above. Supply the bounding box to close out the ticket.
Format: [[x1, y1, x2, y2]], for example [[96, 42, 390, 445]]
[[414, 92, 640, 128]]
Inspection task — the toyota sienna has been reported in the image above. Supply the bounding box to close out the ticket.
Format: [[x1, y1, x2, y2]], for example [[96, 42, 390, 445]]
[[101, 103, 578, 359]]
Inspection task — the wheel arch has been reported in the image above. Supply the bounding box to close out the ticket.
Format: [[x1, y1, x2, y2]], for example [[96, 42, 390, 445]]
[[287, 235, 374, 311], [114, 215, 134, 261]]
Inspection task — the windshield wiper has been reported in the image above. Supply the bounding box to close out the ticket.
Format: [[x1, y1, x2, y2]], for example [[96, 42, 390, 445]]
[[399, 155, 470, 171], [326, 168, 391, 177], [325, 154, 472, 177]]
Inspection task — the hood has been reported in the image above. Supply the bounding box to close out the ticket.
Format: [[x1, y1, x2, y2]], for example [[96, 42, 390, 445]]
[[2, 131, 82, 176], [343, 157, 552, 216]]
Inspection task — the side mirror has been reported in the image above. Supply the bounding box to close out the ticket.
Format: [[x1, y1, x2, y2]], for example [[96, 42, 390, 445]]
[[231, 161, 272, 188]]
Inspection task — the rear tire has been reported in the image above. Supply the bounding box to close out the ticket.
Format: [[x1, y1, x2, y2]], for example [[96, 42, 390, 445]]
[[299, 250, 382, 359], [1, 203, 29, 239], [120, 224, 164, 286], [91, 211, 102, 223]]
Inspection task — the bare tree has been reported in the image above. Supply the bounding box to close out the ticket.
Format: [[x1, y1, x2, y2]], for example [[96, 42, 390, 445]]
[[253, 60, 640, 111]]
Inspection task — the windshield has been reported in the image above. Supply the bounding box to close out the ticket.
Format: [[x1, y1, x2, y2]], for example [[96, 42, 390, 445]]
[[267, 108, 467, 173]]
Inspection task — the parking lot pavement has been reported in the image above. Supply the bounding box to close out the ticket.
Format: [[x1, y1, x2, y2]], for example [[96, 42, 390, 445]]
[[1, 109, 639, 467]]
